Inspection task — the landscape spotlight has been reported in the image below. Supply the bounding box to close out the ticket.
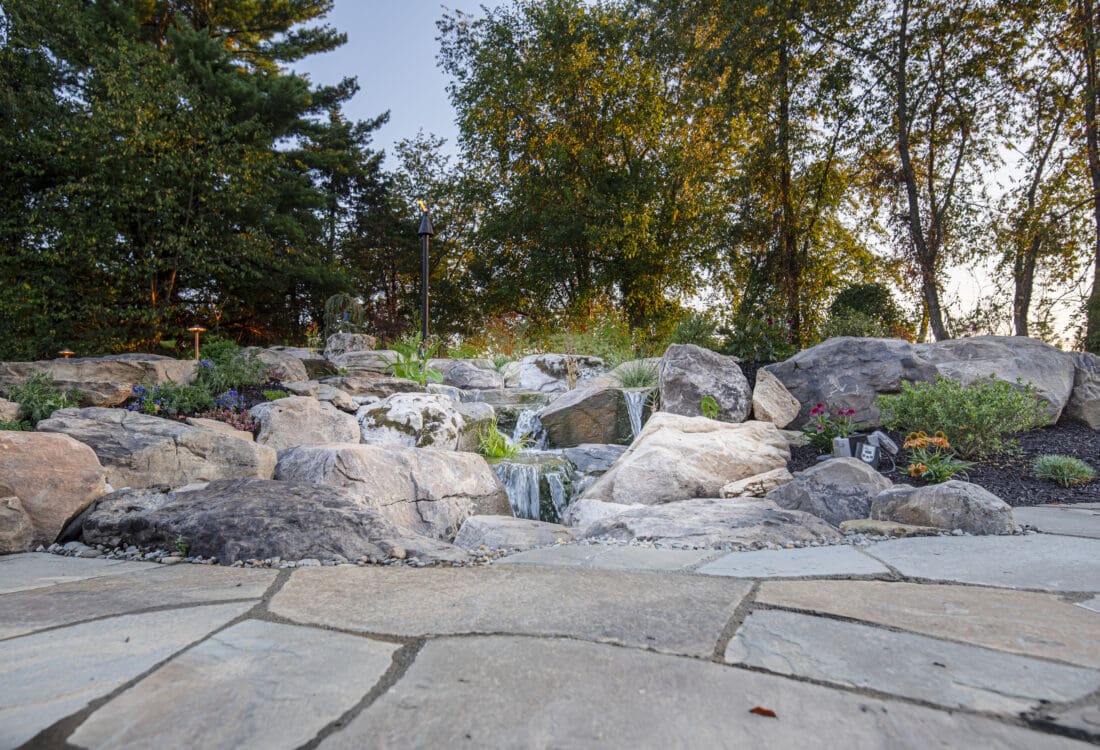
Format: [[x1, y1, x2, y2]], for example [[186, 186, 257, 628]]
[[187, 325, 207, 362], [58, 349, 74, 359]]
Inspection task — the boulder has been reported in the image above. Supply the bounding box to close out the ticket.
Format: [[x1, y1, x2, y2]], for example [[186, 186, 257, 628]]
[[0, 431, 108, 551], [454, 401, 496, 453], [460, 388, 550, 433], [183, 417, 254, 441], [266, 346, 336, 378], [583, 498, 840, 548], [539, 387, 635, 448], [327, 349, 397, 374], [767, 457, 892, 526], [562, 444, 628, 476], [870, 481, 1020, 535], [275, 444, 510, 540], [561, 498, 645, 527], [283, 381, 359, 413], [250, 396, 360, 451], [1067, 351, 1100, 429], [453, 515, 575, 552], [720, 468, 793, 498], [0, 398, 21, 422], [501, 354, 607, 394], [357, 392, 465, 450], [321, 374, 420, 398], [838, 518, 943, 537], [751, 369, 801, 428], [917, 336, 1074, 424], [36, 408, 276, 490], [579, 412, 790, 506], [764, 337, 937, 427], [0, 354, 195, 407], [323, 333, 378, 360], [80, 479, 468, 564], [658, 344, 751, 422], [431, 359, 505, 390], [243, 347, 309, 384]]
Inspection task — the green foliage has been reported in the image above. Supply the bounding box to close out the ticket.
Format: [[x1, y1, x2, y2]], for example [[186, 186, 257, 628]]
[[195, 340, 267, 394], [1034, 455, 1095, 487], [173, 534, 189, 557], [614, 361, 659, 389], [830, 284, 901, 324], [324, 294, 366, 340], [877, 377, 1046, 460], [196, 408, 258, 433], [802, 403, 857, 454], [543, 305, 638, 367], [670, 313, 719, 349], [817, 310, 895, 340], [387, 334, 443, 386], [903, 431, 972, 483], [129, 383, 215, 417], [263, 390, 290, 402], [478, 419, 527, 458], [700, 395, 720, 420], [3, 374, 82, 425], [0, 420, 31, 431], [718, 317, 798, 363]]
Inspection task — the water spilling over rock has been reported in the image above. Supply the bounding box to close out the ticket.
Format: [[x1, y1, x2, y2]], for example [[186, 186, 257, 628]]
[[512, 409, 549, 450], [490, 453, 573, 523]]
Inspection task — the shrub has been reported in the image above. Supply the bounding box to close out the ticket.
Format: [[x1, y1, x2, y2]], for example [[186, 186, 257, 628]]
[[128, 383, 215, 417], [614, 361, 659, 389], [817, 310, 894, 340], [877, 376, 1045, 460], [0, 420, 30, 431], [718, 316, 797, 362], [802, 403, 857, 454], [3, 373, 83, 425], [903, 431, 972, 483], [700, 395, 720, 419], [1034, 455, 1095, 487], [387, 333, 443, 386], [478, 419, 526, 458], [194, 339, 267, 394], [829, 282, 901, 325], [670, 313, 718, 349], [262, 390, 290, 401]]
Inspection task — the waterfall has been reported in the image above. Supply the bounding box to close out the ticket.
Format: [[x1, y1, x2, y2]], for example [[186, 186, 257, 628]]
[[491, 461, 542, 520], [491, 453, 576, 522], [512, 409, 549, 450], [546, 470, 570, 520], [624, 389, 647, 440]]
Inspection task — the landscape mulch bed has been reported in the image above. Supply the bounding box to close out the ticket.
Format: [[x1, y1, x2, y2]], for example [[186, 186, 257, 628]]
[[788, 418, 1100, 507]]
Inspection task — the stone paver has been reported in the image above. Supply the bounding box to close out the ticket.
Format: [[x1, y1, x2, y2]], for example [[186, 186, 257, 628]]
[[1078, 596, 1100, 614], [318, 636, 1086, 750], [270, 565, 750, 657], [69, 619, 398, 750], [0, 553, 157, 595], [0, 564, 276, 639], [0, 602, 251, 749], [496, 544, 715, 571], [1014, 505, 1100, 539], [1035, 702, 1100, 743], [864, 534, 1100, 591], [756, 580, 1100, 668], [725, 610, 1100, 713], [697, 544, 889, 578]]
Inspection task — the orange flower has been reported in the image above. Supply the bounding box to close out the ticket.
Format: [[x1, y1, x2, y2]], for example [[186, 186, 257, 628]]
[[908, 463, 928, 477]]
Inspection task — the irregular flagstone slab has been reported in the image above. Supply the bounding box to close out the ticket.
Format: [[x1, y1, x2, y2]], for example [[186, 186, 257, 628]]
[[1033, 701, 1100, 743], [697, 545, 889, 578], [1078, 596, 1100, 614], [318, 636, 1083, 750], [270, 565, 749, 657], [863, 534, 1100, 592], [756, 580, 1100, 669], [0, 602, 251, 749], [69, 619, 398, 750], [495, 544, 715, 572], [0, 564, 274, 639], [726, 610, 1100, 714], [1013, 506, 1100, 540], [0, 553, 156, 595]]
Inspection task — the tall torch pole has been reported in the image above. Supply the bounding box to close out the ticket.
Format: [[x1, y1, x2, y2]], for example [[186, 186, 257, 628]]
[[417, 200, 433, 346]]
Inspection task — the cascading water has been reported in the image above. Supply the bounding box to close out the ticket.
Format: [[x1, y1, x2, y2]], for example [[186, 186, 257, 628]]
[[623, 389, 648, 440], [512, 409, 549, 450], [491, 452, 574, 522], [491, 460, 542, 520]]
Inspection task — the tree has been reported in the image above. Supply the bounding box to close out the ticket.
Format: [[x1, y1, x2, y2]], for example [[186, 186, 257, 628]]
[[1076, 0, 1100, 351]]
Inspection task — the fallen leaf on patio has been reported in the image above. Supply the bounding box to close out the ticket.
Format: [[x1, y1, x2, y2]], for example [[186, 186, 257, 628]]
[[750, 706, 778, 718]]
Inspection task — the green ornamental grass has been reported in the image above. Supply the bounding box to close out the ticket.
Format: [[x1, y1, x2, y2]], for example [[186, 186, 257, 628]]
[[1034, 455, 1095, 487]]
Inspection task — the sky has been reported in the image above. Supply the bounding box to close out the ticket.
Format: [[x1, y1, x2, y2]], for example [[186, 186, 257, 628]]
[[293, 1, 505, 163]]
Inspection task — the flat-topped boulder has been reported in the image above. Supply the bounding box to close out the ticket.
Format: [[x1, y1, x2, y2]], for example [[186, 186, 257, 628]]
[[357, 392, 466, 450], [583, 497, 840, 548], [659, 344, 751, 422], [539, 386, 636, 447], [0, 431, 108, 552], [326, 349, 398, 374], [0, 354, 195, 407], [265, 346, 337, 378], [579, 412, 790, 505], [79, 479, 469, 564], [453, 515, 575, 552], [320, 374, 421, 399], [275, 444, 510, 540], [501, 354, 607, 394], [250, 396, 360, 451], [36, 407, 276, 489], [429, 359, 505, 390]]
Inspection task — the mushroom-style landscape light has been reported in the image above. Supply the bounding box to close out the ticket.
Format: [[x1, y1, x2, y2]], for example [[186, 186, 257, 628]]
[[417, 200, 434, 346], [58, 349, 74, 359], [187, 325, 207, 362]]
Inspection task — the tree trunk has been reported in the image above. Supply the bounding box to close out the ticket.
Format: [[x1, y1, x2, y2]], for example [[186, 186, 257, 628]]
[[777, 31, 801, 343], [1012, 234, 1039, 336], [1083, 0, 1100, 351]]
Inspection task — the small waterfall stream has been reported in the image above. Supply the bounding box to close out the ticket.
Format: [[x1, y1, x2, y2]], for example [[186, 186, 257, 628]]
[[512, 409, 549, 450], [623, 389, 648, 440], [491, 452, 573, 522]]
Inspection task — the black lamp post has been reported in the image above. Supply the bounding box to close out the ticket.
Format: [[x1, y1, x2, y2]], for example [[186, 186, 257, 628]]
[[417, 201, 434, 345]]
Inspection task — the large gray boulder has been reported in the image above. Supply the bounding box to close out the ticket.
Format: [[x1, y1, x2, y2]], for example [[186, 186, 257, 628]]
[[501, 354, 607, 394], [764, 338, 936, 427], [327, 349, 399, 374], [430, 359, 505, 390], [454, 400, 496, 453], [579, 412, 790, 506], [1067, 351, 1100, 429], [658, 344, 751, 422], [36, 407, 276, 489], [0, 354, 195, 407], [320, 374, 421, 399], [583, 498, 840, 548], [562, 444, 629, 476], [357, 392, 465, 450], [80, 479, 468, 564], [539, 387, 636, 448], [243, 347, 309, 384], [323, 332, 378, 360], [0, 431, 108, 552], [275, 444, 510, 540], [917, 336, 1074, 424], [453, 515, 575, 552], [281, 381, 359, 413], [561, 498, 646, 527], [250, 396, 360, 451], [871, 481, 1020, 535], [266, 346, 336, 378], [767, 457, 892, 526]]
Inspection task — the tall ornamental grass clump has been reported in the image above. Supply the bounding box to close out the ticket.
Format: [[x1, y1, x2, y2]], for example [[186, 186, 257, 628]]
[[877, 376, 1045, 461]]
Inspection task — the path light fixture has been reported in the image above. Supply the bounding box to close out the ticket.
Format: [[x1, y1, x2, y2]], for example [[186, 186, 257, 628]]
[[57, 349, 74, 359], [187, 325, 207, 362], [417, 200, 434, 348]]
